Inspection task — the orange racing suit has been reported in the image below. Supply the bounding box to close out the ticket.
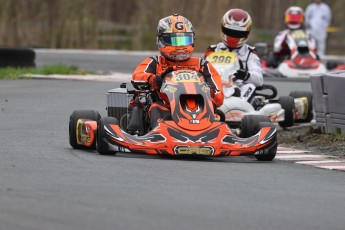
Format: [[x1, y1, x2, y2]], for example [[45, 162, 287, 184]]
[[132, 55, 224, 128]]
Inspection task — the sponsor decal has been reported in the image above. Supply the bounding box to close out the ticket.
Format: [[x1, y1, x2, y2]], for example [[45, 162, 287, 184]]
[[175, 21, 184, 30], [80, 133, 90, 144], [174, 146, 214, 155], [201, 84, 209, 93], [163, 85, 177, 93], [243, 87, 253, 98]]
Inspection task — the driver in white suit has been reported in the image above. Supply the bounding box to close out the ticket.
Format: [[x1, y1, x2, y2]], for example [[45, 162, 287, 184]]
[[273, 6, 317, 66]]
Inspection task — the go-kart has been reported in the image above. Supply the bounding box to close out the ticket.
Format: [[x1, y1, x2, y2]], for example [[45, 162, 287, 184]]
[[69, 69, 278, 161], [206, 50, 314, 128], [256, 29, 328, 78]]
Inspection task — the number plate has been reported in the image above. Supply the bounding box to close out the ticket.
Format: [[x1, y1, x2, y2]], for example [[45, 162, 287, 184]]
[[208, 51, 236, 65], [174, 72, 200, 83]]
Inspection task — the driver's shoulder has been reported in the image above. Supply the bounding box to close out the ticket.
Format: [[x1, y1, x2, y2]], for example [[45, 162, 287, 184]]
[[239, 44, 257, 56], [207, 42, 228, 52]]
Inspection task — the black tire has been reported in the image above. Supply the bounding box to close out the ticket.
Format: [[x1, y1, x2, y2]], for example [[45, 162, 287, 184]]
[[289, 91, 314, 122], [253, 122, 277, 161], [69, 110, 101, 149], [97, 117, 119, 155], [326, 60, 343, 70], [240, 115, 271, 138], [278, 96, 295, 128], [0, 48, 36, 67], [240, 115, 277, 161]]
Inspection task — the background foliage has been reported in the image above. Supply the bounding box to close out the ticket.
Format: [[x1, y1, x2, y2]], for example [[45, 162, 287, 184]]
[[0, 0, 343, 54]]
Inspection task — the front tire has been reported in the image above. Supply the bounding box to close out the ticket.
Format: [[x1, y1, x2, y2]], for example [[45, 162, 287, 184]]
[[278, 96, 295, 128], [69, 110, 101, 149], [254, 122, 277, 161], [240, 115, 271, 138], [240, 115, 277, 161], [97, 117, 119, 156]]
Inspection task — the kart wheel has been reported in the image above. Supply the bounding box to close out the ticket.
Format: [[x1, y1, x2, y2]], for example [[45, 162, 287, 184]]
[[240, 115, 271, 138], [278, 96, 295, 128], [69, 110, 101, 149], [289, 91, 313, 122], [97, 117, 119, 156], [240, 115, 277, 161], [253, 122, 277, 161]]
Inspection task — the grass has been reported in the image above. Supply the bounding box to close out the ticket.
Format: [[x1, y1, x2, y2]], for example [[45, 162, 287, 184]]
[[0, 64, 92, 79], [332, 128, 345, 138]]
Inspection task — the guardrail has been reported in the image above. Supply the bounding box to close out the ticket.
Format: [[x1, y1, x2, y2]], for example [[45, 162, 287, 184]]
[[310, 71, 345, 134]]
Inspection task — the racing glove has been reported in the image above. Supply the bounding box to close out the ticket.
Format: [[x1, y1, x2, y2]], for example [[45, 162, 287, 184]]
[[234, 69, 250, 82], [148, 67, 174, 90], [148, 75, 162, 90]]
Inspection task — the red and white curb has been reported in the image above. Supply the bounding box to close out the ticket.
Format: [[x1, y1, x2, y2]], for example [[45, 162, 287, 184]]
[[277, 147, 345, 171]]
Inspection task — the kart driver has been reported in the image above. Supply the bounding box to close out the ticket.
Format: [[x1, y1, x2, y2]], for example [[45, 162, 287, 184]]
[[273, 6, 317, 66], [204, 8, 263, 103], [131, 14, 224, 129]]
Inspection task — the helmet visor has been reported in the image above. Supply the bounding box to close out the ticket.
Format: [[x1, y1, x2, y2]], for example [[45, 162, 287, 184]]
[[285, 14, 303, 24], [221, 27, 249, 38], [160, 33, 194, 46]]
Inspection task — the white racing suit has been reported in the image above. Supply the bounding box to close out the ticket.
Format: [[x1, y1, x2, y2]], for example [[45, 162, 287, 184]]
[[204, 42, 263, 102], [273, 29, 317, 59]]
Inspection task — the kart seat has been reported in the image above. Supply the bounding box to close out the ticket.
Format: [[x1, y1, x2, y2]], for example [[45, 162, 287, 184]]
[[254, 84, 277, 100]]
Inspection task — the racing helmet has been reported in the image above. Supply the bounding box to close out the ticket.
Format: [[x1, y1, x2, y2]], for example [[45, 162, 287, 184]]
[[285, 6, 304, 30], [156, 14, 195, 61], [221, 9, 252, 49]]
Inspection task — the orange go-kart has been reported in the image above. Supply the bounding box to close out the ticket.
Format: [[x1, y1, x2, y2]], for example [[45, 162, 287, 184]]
[[69, 70, 277, 161]]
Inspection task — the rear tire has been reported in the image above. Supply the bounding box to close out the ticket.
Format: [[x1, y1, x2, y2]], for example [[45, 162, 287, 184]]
[[240, 115, 277, 161], [278, 96, 295, 128], [289, 91, 313, 122], [97, 117, 119, 155], [69, 110, 101, 149]]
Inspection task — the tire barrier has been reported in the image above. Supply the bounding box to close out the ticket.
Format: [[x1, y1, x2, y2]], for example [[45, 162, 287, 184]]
[[0, 48, 36, 67], [310, 71, 345, 134]]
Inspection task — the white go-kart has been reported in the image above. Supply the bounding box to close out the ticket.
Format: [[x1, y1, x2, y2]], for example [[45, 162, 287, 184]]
[[207, 51, 313, 128]]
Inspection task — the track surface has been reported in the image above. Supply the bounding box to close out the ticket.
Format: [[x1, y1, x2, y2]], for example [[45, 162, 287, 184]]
[[1, 79, 345, 230]]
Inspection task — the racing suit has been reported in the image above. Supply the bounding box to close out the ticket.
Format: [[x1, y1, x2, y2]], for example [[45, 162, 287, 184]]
[[132, 55, 224, 128], [204, 42, 263, 102], [273, 29, 317, 64]]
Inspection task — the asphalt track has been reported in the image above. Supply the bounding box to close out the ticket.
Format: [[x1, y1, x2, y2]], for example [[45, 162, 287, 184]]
[[34, 49, 313, 96], [0, 50, 344, 230]]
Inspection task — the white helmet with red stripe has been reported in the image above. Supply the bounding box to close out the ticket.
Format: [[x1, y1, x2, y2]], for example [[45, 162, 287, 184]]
[[285, 6, 304, 30], [156, 14, 195, 61], [221, 9, 252, 49]]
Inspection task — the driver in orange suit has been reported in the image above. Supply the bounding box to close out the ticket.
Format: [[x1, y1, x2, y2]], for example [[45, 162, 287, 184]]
[[131, 14, 224, 129]]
